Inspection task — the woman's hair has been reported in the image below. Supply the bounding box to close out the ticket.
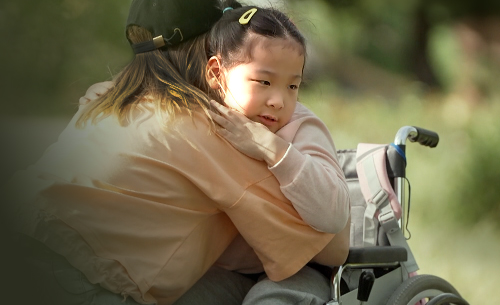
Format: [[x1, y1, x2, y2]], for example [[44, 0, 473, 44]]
[[77, 25, 216, 128], [208, 2, 307, 102], [76, 1, 304, 127]]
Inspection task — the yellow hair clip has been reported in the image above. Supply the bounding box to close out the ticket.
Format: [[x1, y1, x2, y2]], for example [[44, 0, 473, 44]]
[[239, 8, 257, 25]]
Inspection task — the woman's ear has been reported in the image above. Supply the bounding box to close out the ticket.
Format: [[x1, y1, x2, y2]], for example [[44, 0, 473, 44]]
[[207, 56, 222, 90]]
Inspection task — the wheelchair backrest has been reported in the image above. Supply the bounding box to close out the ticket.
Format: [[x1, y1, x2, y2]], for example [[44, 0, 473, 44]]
[[337, 144, 419, 273], [337, 144, 401, 247]]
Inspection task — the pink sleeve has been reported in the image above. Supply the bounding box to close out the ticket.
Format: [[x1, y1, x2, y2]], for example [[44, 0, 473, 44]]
[[270, 103, 350, 233]]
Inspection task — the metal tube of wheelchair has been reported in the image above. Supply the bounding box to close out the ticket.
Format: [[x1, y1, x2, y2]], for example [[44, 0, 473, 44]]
[[393, 126, 439, 232], [327, 265, 344, 305], [395, 177, 406, 229], [394, 126, 415, 231]]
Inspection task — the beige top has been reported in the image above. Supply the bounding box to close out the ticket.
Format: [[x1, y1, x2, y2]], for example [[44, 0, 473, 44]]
[[3, 102, 334, 305]]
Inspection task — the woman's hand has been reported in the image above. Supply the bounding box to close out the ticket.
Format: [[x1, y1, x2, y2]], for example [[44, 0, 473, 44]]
[[79, 81, 115, 105], [208, 100, 290, 167]]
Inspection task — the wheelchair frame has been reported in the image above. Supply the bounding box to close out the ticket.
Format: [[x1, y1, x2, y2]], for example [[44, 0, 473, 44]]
[[325, 126, 469, 305]]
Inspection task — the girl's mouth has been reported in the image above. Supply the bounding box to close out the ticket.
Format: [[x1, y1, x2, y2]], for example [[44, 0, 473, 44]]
[[258, 115, 278, 126]]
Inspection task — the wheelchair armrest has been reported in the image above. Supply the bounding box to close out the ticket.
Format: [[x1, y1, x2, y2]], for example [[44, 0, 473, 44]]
[[345, 246, 407, 264]]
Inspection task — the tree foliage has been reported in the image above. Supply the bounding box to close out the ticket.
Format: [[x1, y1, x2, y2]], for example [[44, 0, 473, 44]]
[[0, 0, 131, 115]]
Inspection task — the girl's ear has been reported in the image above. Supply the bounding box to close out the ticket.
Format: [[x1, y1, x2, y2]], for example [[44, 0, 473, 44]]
[[207, 56, 222, 90]]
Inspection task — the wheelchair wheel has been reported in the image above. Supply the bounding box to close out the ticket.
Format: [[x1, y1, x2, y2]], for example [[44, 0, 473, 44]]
[[425, 293, 470, 305], [386, 274, 467, 305]]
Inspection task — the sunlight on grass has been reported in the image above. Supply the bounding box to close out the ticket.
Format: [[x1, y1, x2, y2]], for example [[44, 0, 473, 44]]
[[300, 82, 500, 304], [410, 219, 500, 303]]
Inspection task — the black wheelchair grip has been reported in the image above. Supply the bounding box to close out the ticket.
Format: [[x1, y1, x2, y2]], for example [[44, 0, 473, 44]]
[[357, 270, 375, 302], [412, 126, 439, 148]]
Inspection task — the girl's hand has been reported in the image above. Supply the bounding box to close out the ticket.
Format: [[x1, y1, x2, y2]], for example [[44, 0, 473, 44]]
[[209, 100, 290, 167], [79, 81, 115, 105]]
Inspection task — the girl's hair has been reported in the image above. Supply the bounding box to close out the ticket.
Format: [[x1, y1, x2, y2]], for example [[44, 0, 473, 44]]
[[76, 25, 216, 128], [208, 1, 306, 102]]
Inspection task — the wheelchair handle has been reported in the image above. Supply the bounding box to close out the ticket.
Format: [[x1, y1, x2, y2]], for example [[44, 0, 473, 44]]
[[394, 126, 439, 148]]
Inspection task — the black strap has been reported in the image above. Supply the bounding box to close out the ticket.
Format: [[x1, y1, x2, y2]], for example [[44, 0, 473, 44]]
[[132, 40, 159, 54]]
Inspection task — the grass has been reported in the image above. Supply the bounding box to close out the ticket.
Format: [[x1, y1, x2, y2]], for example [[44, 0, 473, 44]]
[[410, 218, 499, 303], [300, 80, 500, 304]]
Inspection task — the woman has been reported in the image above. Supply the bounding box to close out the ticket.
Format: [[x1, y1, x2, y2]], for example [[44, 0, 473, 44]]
[[1, 0, 347, 304]]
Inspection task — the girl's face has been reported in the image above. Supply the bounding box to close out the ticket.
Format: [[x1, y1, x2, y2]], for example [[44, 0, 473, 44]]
[[219, 36, 304, 133]]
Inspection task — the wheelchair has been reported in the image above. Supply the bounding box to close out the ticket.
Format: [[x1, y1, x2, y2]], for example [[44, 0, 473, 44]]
[[325, 126, 470, 305]]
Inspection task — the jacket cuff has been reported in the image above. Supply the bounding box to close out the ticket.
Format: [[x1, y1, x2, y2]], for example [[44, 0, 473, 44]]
[[268, 144, 306, 187]]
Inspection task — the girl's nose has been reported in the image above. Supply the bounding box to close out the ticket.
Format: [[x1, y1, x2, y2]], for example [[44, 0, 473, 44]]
[[267, 94, 284, 109]]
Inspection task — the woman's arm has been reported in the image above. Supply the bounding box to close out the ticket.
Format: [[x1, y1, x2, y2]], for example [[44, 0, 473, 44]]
[[214, 234, 264, 274], [216, 214, 350, 273], [216, 217, 349, 273]]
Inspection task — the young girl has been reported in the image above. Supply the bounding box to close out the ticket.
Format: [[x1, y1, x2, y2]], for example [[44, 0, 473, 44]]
[[204, 5, 350, 304], [207, 5, 350, 235]]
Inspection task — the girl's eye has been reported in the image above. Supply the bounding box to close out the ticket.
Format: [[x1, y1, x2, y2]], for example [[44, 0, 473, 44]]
[[255, 80, 270, 86], [289, 84, 299, 90]]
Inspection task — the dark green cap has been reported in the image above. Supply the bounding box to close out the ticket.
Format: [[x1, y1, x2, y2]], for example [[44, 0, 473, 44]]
[[126, 0, 223, 53]]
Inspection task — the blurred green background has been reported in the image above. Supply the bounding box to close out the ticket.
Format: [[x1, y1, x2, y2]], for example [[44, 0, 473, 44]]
[[1, 0, 499, 303]]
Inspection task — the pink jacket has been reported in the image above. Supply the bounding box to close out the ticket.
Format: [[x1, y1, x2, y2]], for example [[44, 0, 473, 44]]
[[273, 102, 350, 233]]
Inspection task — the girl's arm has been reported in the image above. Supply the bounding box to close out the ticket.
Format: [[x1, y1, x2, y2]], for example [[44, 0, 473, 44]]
[[311, 216, 350, 266], [81, 86, 348, 233], [210, 101, 350, 234], [270, 103, 350, 233]]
